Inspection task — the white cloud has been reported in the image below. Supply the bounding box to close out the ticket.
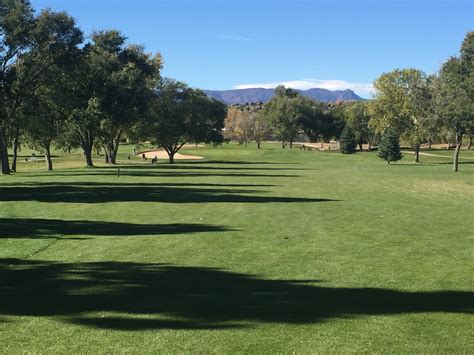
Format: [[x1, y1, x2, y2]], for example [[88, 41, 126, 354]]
[[217, 34, 254, 42], [233, 79, 375, 98]]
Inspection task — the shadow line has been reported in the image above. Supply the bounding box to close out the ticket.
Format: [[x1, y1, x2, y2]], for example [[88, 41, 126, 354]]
[[1, 182, 277, 188], [0, 218, 235, 239], [0, 185, 336, 204], [25, 171, 303, 178], [0, 259, 471, 330]]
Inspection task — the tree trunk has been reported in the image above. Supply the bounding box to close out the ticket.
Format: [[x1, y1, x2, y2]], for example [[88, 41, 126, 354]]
[[104, 142, 112, 164], [358, 142, 363, 151], [256, 139, 261, 149], [0, 132, 10, 174], [168, 151, 175, 164], [368, 134, 375, 152], [281, 141, 286, 149], [109, 150, 117, 164], [104, 130, 122, 164], [44, 143, 53, 171], [11, 134, 19, 172], [452, 134, 462, 172], [289, 140, 293, 149], [428, 140, 432, 149], [83, 144, 94, 167], [468, 134, 472, 150], [110, 136, 120, 164], [414, 144, 420, 163]]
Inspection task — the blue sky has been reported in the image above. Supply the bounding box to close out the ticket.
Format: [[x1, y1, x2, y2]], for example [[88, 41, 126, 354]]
[[32, 0, 473, 98]]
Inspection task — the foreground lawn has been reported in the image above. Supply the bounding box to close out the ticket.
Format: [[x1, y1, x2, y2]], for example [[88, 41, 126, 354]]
[[1, 143, 473, 353]]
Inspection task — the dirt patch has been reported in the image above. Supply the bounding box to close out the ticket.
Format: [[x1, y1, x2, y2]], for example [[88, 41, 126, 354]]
[[403, 151, 474, 160], [138, 149, 204, 160], [180, 144, 205, 148]]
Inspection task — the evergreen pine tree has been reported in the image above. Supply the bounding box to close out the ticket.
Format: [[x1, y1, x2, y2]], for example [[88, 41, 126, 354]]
[[378, 128, 403, 164], [340, 125, 357, 154]]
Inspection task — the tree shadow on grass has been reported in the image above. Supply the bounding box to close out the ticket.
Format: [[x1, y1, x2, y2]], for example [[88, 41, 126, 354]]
[[392, 161, 474, 167], [26, 170, 303, 178], [185, 160, 300, 165], [107, 164, 311, 171], [0, 218, 235, 239], [1, 182, 277, 188], [0, 259, 471, 330], [0, 184, 335, 204], [22, 162, 306, 178], [119, 160, 300, 166], [392, 163, 442, 167]]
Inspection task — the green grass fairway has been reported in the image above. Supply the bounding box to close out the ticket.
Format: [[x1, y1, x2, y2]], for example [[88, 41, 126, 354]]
[[1, 144, 473, 353]]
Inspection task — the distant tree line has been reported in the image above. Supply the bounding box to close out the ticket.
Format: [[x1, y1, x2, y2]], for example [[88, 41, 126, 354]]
[[224, 91, 375, 151], [225, 32, 473, 171]]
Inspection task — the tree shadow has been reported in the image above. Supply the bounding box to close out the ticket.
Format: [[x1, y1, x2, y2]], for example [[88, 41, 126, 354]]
[[105, 164, 310, 171], [22, 161, 306, 178], [26, 170, 302, 178], [0, 259, 471, 330], [164, 160, 300, 165], [1, 182, 278, 188], [394, 161, 474, 167], [0, 218, 235, 239], [0, 184, 336, 204], [393, 163, 442, 167]]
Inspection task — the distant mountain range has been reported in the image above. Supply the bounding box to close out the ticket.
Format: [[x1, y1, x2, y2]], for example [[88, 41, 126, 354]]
[[204, 87, 363, 104]]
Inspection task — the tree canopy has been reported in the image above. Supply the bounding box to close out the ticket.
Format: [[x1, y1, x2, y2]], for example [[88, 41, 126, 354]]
[[434, 31, 473, 171], [146, 79, 227, 163], [369, 68, 433, 163]]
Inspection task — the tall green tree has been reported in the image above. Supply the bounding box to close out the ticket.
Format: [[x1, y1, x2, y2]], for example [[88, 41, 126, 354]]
[[343, 101, 376, 151], [0, 0, 34, 174], [146, 79, 227, 164], [90, 31, 161, 164], [434, 32, 474, 171], [60, 31, 161, 167], [253, 110, 269, 149], [23, 54, 76, 170], [19, 10, 82, 171], [22, 92, 62, 171], [369, 69, 434, 163], [324, 103, 347, 141], [263, 86, 315, 149], [299, 101, 326, 143], [0, 2, 82, 173], [264, 86, 298, 148]]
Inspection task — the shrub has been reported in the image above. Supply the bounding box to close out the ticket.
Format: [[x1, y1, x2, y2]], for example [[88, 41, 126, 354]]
[[378, 128, 403, 164], [340, 125, 357, 154]]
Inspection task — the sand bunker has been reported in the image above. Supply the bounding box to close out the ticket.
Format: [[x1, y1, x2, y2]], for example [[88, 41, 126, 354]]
[[138, 149, 204, 160]]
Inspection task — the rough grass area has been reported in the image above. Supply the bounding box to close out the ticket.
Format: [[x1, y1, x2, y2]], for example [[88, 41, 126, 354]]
[[1, 143, 473, 353]]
